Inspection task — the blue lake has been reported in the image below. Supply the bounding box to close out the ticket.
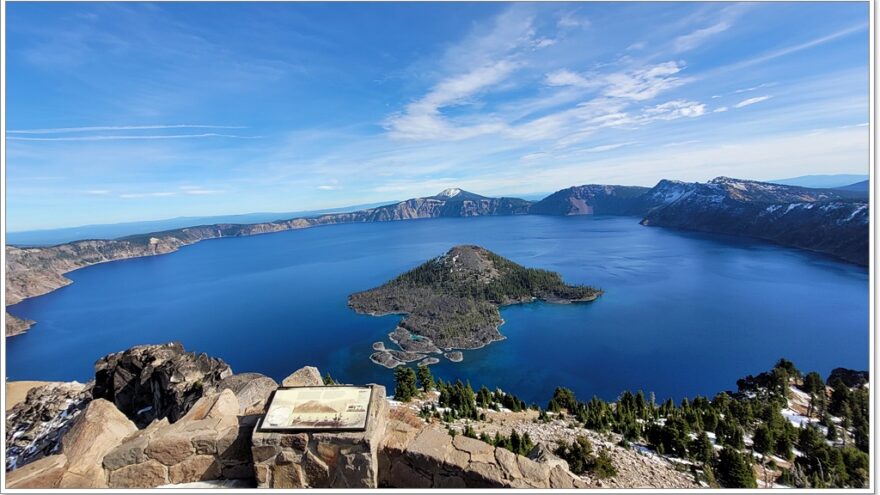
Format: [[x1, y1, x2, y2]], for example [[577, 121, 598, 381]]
[[5, 216, 869, 405]]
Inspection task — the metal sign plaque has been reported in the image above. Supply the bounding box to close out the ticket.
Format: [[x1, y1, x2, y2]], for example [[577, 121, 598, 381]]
[[258, 385, 373, 432]]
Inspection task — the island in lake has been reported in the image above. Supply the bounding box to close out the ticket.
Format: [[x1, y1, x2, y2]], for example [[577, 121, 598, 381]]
[[348, 245, 602, 368]]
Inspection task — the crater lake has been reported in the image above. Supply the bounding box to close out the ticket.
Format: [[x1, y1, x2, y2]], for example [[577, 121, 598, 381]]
[[5, 215, 868, 404]]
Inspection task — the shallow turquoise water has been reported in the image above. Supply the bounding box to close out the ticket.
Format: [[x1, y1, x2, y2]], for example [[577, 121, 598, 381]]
[[6, 216, 868, 404]]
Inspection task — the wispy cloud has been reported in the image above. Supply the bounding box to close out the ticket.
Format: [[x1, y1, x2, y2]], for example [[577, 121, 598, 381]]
[[675, 21, 730, 52], [733, 82, 776, 94], [734, 95, 772, 108], [8, 133, 259, 142], [179, 186, 225, 195], [714, 106, 729, 113], [385, 60, 518, 140], [119, 191, 175, 199], [721, 23, 867, 73], [8, 124, 247, 134], [584, 142, 636, 153]]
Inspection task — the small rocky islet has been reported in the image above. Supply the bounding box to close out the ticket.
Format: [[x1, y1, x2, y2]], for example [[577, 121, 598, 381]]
[[349, 245, 602, 368]]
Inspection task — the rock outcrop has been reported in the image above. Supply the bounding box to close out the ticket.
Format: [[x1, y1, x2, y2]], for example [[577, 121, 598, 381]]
[[379, 408, 586, 488], [6, 399, 137, 488], [827, 368, 869, 388], [92, 342, 233, 427], [5, 381, 91, 470], [5, 314, 33, 337]]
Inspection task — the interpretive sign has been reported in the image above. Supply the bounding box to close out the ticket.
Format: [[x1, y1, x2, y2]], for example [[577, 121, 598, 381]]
[[258, 385, 374, 432]]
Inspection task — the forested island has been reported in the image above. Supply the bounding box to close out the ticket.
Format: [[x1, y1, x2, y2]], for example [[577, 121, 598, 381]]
[[348, 245, 601, 367]]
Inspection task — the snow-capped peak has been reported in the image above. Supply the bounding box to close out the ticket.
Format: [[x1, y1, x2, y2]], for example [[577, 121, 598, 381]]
[[437, 188, 462, 198]]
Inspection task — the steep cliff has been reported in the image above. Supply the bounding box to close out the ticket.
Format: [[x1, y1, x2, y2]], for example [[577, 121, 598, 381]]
[[640, 177, 869, 265]]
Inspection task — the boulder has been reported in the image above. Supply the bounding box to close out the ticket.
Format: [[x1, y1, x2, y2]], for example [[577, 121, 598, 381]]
[[6, 399, 137, 489], [281, 366, 323, 387], [57, 399, 138, 487], [5, 381, 91, 470], [217, 373, 278, 414], [92, 342, 232, 427]]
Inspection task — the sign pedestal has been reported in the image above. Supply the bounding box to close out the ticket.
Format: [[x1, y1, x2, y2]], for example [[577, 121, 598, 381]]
[[250, 384, 388, 488]]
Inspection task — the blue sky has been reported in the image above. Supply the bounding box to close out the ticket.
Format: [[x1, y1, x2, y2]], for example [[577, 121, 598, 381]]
[[5, 2, 870, 231]]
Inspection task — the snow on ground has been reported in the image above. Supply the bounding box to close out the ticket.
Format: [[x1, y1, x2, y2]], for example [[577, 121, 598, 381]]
[[781, 407, 817, 428]]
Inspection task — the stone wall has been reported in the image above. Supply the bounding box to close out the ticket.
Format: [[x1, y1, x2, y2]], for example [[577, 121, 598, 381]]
[[102, 389, 255, 488]]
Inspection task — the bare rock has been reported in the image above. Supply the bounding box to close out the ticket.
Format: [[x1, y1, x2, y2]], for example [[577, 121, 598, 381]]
[[5, 381, 90, 470], [281, 366, 323, 387], [218, 373, 278, 414], [5, 454, 68, 489], [92, 342, 232, 428], [58, 399, 137, 487]]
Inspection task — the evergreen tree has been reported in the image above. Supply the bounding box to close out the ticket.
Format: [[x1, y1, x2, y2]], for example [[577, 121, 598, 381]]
[[394, 366, 418, 402], [416, 365, 435, 393], [689, 432, 714, 464], [715, 447, 757, 488], [801, 371, 825, 395], [753, 424, 774, 456]]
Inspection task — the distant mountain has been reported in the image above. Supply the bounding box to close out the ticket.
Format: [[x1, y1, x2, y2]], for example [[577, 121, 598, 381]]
[[769, 174, 868, 189], [529, 185, 651, 215], [640, 177, 868, 265], [836, 180, 869, 194], [6, 201, 398, 247]]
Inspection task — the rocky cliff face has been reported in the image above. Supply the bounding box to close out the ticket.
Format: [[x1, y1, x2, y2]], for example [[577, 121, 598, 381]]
[[640, 177, 869, 265]]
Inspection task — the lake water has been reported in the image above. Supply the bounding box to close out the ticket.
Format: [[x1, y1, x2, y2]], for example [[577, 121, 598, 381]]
[[5, 216, 869, 405]]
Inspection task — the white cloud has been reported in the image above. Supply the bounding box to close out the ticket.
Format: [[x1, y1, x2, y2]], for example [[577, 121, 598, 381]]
[[584, 142, 636, 153], [734, 95, 772, 108], [385, 60, 518, 140], [85, 189, 110, 195], [545, 69, 594, 88], [317, 185, 339, 191], [557, 12, 590, 30], [713, 106, 729, 113], [643, 100, 706, 120], [627, 42, 645, 51], [674, 21, 730, 52], [532, 38, 557, 49], [603, 61, 685, 101]]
